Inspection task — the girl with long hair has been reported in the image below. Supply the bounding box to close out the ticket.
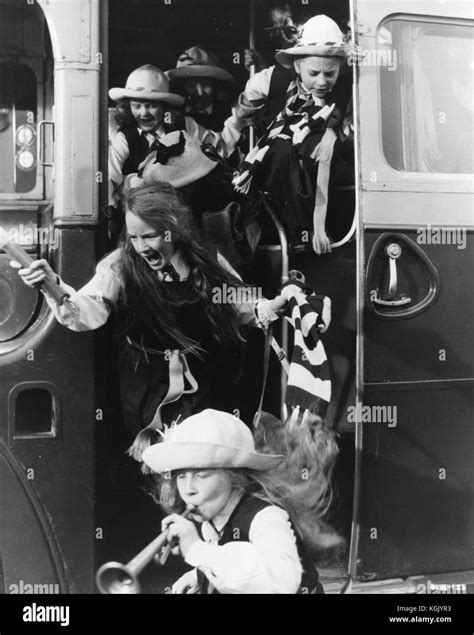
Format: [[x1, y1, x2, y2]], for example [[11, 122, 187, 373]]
[[143, 408, 341, 594], [12, 182, 287, 459]]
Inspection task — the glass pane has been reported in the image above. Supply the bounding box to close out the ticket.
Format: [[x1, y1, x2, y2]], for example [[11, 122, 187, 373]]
[[418, 26, 474, 173], [380, 19, 474, 174], [0, 62, 38, 193]]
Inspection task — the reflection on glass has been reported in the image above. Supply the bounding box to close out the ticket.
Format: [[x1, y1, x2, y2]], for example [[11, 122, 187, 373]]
[[0, 62, 37, 193], [418, 29, 474, 174], [0, 108, 11, 133], [380, 20, 474, 175]]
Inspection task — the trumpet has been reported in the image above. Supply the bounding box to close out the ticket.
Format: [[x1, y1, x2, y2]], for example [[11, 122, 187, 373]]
[[95, 505, 195, 594]]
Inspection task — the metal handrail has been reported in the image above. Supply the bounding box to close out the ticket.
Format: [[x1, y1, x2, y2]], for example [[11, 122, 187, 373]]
[[38, 120, 54, 167], [260, 193, 289, 421]]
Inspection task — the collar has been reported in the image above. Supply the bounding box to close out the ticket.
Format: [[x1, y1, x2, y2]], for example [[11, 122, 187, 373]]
[[312, 94, 326, 107], [137, 124, 166, 140], [297, 81, 326, 107], [156, 249, 190, 282], [201, 491, 243, 538]]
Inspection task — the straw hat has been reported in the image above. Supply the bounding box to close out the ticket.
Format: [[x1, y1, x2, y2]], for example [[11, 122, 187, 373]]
[[126, 130, 217, 189], [109, 65, 185, 106], [167, 45, 235, 84], [275, 15, 349, 68], [141, 409, 284, 473]]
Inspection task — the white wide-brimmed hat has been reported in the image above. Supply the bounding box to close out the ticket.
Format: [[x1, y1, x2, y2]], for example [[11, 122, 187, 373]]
[[125, 130, 217, 190], [141, 409, 284, 473], [167, 46, 235, 84], [109, 65, 185, 106], [275, 15, 349, 68]]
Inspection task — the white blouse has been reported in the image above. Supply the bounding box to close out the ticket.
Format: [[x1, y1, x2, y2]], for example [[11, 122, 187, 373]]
[[108, 115, 245, 206], [181, 504, 303, 594]]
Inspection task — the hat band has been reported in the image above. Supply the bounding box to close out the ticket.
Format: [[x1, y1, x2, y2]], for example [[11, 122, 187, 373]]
[[296, 40, 340, 47], [177, 61, 219, 69], [125, 86, 167, 93]]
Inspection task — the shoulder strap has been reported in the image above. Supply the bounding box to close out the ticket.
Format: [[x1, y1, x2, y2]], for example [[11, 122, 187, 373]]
[[252, 325, 274, 427], [265, 65, 296, 124], [119, 127, 150, 175]]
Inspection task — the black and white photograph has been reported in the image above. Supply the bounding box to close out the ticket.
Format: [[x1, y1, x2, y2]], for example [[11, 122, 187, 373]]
[[0, 0, 473, 631]]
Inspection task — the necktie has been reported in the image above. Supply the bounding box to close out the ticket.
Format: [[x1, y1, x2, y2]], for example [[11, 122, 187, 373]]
[[162, 262, 180, 282], [151, 131, 186, 165]]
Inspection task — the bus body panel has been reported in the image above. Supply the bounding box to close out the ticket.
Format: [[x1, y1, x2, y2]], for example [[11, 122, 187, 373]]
[[352, 0, 474, 580], [38, 0, 101, 222], [0, 0, 101, 593]]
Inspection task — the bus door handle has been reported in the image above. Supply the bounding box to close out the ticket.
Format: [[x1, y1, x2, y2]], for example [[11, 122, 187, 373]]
[[373, 243, 412, 307], [38, 120, 54, 167]]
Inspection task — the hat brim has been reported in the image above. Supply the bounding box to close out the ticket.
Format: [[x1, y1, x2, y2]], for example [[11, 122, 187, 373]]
[[126, 163, 213, 190], [126, 157, 216, 189], [142, 160, 215, 188], [275, 44, 349, 68], [109, 87, 185, 106], [141, 441, 284, 473], [168, 65, 236, 84]]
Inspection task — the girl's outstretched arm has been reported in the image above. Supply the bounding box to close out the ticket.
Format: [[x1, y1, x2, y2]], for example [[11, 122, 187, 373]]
[[11, 250, 122, 332], [216, 252, 288, 328]]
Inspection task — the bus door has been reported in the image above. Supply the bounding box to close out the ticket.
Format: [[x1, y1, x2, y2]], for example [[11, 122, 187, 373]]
[[0, 0, 102, 593], [351, 0, 474, 581]]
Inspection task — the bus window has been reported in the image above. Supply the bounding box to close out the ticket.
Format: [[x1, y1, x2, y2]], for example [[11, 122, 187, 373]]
[[380, 18, 474, 175], [0, 62, 37, 193]]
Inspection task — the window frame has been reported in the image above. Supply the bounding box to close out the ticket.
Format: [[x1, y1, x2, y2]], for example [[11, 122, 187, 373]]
[[357, 13, 474, 197], [378, 16, 474, 177]]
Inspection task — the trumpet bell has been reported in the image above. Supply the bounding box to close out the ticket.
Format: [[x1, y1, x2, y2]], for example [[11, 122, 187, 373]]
[[96, 561, 141, 594]]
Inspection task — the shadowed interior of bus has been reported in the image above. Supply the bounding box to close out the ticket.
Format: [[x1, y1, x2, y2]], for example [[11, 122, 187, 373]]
[[100, 0, 355, 593]]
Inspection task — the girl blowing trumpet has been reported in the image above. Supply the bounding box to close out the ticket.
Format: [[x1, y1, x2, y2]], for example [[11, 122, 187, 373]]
[[142, 409, 336, 594]]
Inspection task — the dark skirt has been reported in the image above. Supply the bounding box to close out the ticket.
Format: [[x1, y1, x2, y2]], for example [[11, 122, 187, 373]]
[[257, 134, 355, 249], [118, 337, 243, 441]]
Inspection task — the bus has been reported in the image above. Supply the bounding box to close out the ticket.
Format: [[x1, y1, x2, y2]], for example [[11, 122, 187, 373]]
[[0, 0, 473, 595]]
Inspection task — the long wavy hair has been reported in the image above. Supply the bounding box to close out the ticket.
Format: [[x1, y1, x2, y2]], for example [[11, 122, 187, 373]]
[[114, 98, 136, 129], [253, 410, 344, 559], [154, 411, 344, 561], [114, 182, 247, 357]]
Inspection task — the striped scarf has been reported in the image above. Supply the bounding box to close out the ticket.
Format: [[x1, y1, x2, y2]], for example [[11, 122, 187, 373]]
[[284, 293, 332, 417], [233, 77, 340, 253]]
